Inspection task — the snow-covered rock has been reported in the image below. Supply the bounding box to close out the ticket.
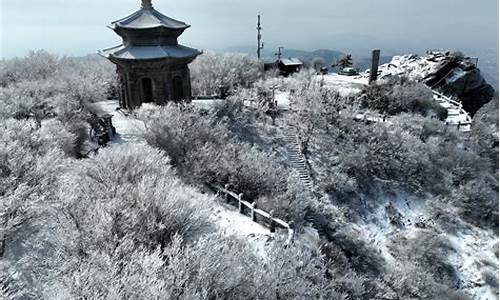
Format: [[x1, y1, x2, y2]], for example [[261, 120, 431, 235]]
[[369, 51, 495, 116]]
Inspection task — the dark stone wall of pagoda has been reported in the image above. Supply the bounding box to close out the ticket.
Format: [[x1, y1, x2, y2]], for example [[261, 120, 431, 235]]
[[115, 60, 192, 109]]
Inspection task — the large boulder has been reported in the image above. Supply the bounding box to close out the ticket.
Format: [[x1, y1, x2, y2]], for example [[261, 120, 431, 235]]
[[426, 55, 495, 116], [377, 51, 496, 117]]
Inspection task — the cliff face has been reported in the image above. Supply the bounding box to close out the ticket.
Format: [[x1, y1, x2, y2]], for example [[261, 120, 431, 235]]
[[375, 51, 496, 116]]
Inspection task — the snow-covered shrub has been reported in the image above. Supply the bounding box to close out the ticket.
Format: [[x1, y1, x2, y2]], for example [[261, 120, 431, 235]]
[[383, 261, 469, 299], [282, 68, 316, 93], [0, 50, 60, 86], [0, 52, 118, 159], [472, 99, 499, 171], [37, 232, 337, 299], [142, 103, 306, 222], [360, 76, 447, 119], [451, 177, 498, 229], [0, 117, 71, 277], [56, 144, 209, 251], [388, 231, 460, 289], [142, 104, 228, 167], [311, 57, 326, 72], [190, 52, 263, 97]]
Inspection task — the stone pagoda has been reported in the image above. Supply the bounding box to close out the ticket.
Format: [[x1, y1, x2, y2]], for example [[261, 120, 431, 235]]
[[99, 0, 201, 109]]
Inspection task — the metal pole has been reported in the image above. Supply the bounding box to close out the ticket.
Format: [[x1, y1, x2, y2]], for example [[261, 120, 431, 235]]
[[257, 14, 264, 60], [275, 47, 284, 61]]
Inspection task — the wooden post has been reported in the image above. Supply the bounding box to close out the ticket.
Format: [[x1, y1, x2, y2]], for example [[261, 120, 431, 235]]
[[251, 202, 257, 222], [287, 221, 295, 246], [369, 49, 381, 84], [224, 184, 230, 203], [269, 210, 276, 233], [238, 193, 244, 214]]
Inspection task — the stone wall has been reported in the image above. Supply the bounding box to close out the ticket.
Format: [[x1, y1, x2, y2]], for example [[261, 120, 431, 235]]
[[115, 59, 193, 109]]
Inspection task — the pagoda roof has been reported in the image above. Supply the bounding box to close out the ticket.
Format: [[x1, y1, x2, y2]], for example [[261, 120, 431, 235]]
[[110, 6, 190, 30], [99, 44, 201, 61]]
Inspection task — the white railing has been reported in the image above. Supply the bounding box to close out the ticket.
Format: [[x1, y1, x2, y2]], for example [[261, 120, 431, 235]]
[[209, 184, 295, 245]]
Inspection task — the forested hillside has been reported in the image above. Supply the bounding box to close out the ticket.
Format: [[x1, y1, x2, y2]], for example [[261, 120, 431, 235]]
[[0, 51, 498, 299]]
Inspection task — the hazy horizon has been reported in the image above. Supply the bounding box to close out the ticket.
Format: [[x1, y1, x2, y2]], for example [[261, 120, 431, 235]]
[[1, 0, 498, 59]]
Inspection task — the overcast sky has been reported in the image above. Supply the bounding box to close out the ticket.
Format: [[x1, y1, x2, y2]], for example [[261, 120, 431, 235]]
[[1, 0, 498, 58]]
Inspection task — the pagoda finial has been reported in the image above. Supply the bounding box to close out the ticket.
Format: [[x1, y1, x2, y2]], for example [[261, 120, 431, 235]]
[[141, 0, 153, 8]]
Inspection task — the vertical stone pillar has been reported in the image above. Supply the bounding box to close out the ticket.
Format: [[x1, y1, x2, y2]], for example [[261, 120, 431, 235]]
[[369, 49, 381, 84]]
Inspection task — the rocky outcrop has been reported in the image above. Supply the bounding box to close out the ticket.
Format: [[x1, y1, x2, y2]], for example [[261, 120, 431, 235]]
[[422, 53, 495, 116], [374, 51, 495, 117]]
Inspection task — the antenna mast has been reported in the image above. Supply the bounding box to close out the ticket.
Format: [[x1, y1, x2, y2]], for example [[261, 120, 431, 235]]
[[257, 14, 264, 59], [275, 46, 284, 61]]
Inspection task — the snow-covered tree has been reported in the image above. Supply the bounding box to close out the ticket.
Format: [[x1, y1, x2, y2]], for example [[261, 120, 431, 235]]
[[190, 52, 263, 97]]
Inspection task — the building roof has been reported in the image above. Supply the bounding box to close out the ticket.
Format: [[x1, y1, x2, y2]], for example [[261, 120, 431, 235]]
[[110, 6, 190, 30], [99, 44, 201, 60], [279, 58, 303, 66]]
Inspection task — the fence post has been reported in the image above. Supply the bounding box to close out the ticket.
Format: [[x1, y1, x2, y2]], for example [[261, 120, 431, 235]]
[[224, 184, 230, 203], [457, 121, 461, 130], [238, 193, 244, 214], [269, 210, 276, 233], [251, 202, 257, 222], [287, 221, 295, 246]]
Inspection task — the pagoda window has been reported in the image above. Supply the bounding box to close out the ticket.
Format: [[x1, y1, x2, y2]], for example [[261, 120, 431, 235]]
[[141, 77, 154, 103]]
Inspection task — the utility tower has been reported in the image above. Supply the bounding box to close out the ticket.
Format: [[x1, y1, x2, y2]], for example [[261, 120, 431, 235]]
[[275, 47, 284, 61], [257, 14, 264, 59]]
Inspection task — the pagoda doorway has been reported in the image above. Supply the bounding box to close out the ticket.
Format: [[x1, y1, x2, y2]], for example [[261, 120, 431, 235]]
[[141, 77, 154, 103], [172, 76, 184, 101]]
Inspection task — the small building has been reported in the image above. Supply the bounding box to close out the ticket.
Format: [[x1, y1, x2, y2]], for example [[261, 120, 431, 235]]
[[99, 0, 202, 109], [278, 58, 303, 76], [264, 57, 303, 77]]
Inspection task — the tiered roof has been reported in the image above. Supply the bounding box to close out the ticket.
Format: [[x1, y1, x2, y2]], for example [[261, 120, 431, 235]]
[[109, 4, 190, 30], [100, 44, 200, 60], [99, 0, 201, 61]]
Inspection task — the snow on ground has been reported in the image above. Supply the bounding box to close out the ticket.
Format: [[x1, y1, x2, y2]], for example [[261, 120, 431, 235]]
[[208, 201, 271, 237], [448, 227, 499, 300], [94, 100, 147, 144], [352, 193, 428, 267], [322, 73, 369, 86], [275, 91, 291, 110], [349, 191, 498, 300], [320, 73, 366, 96], [208, 199, 275, 258], [192, 99, 226, 109]]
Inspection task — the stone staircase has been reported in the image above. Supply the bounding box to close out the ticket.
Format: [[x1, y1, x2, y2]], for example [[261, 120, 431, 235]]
[[283, 126, 314, 192], [431, 91, 472, 132]]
